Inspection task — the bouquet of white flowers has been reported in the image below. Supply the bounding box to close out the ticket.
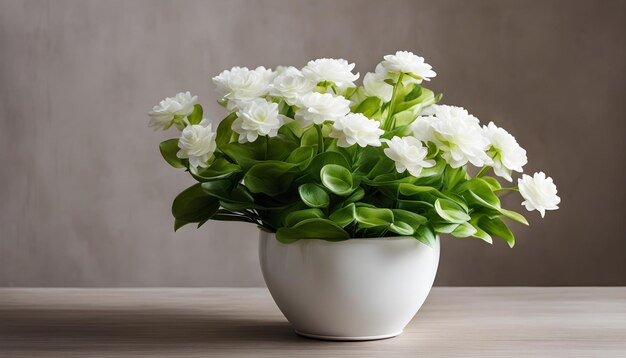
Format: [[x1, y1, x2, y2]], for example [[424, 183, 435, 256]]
[[148, 51, 560, 246]]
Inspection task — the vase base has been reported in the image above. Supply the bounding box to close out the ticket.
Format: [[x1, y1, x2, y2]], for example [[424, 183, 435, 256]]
[[294, 329, 403, 341]]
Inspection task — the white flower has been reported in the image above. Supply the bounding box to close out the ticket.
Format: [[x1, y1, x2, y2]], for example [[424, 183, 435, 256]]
[[233, 99, 288, 143], [482, 122, 528, 182], [378, 50, 436, 82], [421, 103, 480, 124], [148, 91, 197, 130], [383, 136, 435, 177], [412, 105, 492, 168], [363, 72, 393, 102], [212, 66, 274, 110], [330, 113, 384, 148], [177, 119, 217, 171], [295, 92, 351, 127], [518, 172, 560, 218], [269, 66, 315, 105], [301, 58, 359, 90]]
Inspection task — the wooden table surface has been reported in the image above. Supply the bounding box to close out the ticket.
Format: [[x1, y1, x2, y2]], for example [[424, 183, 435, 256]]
[[1, 288, 624, 357]]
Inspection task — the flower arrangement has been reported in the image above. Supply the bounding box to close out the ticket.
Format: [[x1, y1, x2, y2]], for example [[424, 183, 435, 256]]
[[147, 51, 560, 246]]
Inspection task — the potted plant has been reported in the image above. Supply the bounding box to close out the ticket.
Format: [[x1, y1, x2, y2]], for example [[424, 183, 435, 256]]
[[147, 51, 560, 340]]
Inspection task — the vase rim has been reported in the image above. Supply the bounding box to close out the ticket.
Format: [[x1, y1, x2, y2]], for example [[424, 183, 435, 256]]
[[259, 230, 439, 242]]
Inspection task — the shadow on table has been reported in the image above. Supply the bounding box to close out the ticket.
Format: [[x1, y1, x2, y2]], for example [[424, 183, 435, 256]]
[[0, 307, 315, 350]]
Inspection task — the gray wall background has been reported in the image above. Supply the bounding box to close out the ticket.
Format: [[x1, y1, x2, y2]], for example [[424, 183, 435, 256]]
[[1, 0, 624, 287]]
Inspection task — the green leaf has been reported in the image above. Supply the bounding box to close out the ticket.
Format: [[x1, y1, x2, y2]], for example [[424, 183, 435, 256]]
[[459, 179, 500, 206], [324, 141, 354, 163], [278, 100, 290, 115], [365, 159, 396, 179], [388, 84, 433, 127], [425, 142, 439, 159], [221, 140, 266, 170], [267, 134, 299, 161], [397, 199, 434, 213], [389, 222, 414, 235], [404, 84, 423, 101], [392, 209, 427, 227], [343, 87, 357, 99], [344, 187, 365, 204], [396, 86, 436, 113], [389, 81, 410, 108], [174, 219, 188, 231], [298, 183, 330, 208], [398, 183, 441, 196], [329, 203, 356, 227], [355, 207, 393, 228], [187, 104, 203, 125], [447, 193, 469, 212], [451, 222, 479, 238], [219, 201, 249, 212], [381, 123, 414, 138], [482, 176, 502, 190], [310, 151, 351, 179], [284, 208, 325, 227], [444, 166, 468, 190], [414, 226, 437, 247], [469, 215, 494, 244], [478, 216, 515, 247], [320, 164, 354, 196], [286, 146, 316, 170], [172, 184, 220, 230], [192, 156, 240, 181], [243, 161, 296, 195], [301, 126, 319, 148], [354, 147, 395, 179], [391, 111, 419, 128], [159, 139, 185, 168], [209, 210, 258, 224], [200, 181, 255, 211], [459, 179, 528, 226], [215, 112, 237, 149], [353, 146, 380, 174], [200, 179, 233, 200], [354, 96, 382, 118], [279, 120, 304, 139], [500, 208, 529, 226], [433, 221, 460, 234], [434, 198, 471, 224], [413, 158, 446, 186], [276, 218, 349, 243]]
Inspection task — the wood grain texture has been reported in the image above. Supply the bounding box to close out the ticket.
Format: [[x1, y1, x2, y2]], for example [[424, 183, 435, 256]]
[[1, 288, 624, 357]]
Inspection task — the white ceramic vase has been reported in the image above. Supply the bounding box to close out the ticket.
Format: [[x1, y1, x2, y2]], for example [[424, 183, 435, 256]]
[[259, 231, 440, 341]]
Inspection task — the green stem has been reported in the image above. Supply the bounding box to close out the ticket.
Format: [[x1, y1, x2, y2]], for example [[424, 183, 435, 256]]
[[383, 73, 404, 131], [495, 186, 520, 192], [476, 166, 491, 178], [346, 87, 358, 100], [172, 116, 190, 130], [352, 145, 361, 164], [316, 124, 325, 153], [264, 135, 269, 159]]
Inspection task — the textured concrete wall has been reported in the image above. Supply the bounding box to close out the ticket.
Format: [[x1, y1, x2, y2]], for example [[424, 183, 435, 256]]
[[0, 0, 624, 286]]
